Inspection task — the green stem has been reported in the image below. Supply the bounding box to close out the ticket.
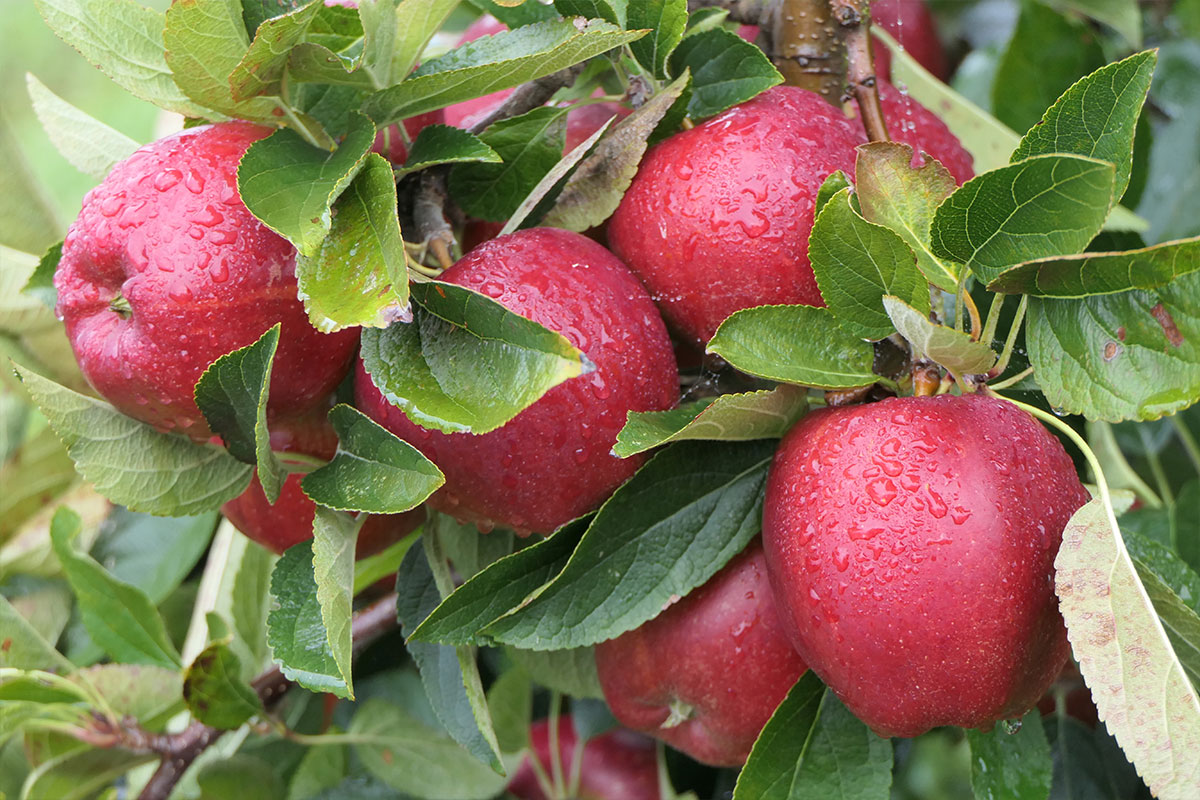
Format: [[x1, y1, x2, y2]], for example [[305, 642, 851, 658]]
[[981, 292, 1007, 347], [988, 365, 1034, 391], [992, 295, 1027, 377], [1170, 416, 1200, 476], [548, 692, 565, 797], [954, 269, 969, 334], [1137, 426, 1175, 508]]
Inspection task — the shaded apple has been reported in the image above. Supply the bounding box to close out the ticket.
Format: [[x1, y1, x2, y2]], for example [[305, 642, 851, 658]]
[[507, 716, 660, 800]]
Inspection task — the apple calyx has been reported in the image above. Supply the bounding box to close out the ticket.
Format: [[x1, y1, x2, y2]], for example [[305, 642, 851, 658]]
[[662, 697, 694, 729], [108, 292, 132, 319]]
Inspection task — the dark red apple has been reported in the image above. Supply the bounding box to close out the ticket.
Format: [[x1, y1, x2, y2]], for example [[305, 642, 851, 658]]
[[506, 716, 660, 800], [595, 539, 807, 767], [54, 122, 359, 439], [857, 80, 974, 184], [762, 393, 1089, 738], [355, 228, 678, 535], [871, 0, 948, 82]]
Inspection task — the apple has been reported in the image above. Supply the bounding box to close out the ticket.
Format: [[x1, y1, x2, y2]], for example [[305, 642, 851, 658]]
[[762, 393, 1089, 738], [355, 228, 678, 535], [857, 80, 974, 184], [871, 0, 949, 82], [595, 539, 807, 767], [506, 716, 660, 800], [54, 122, 359, 439]]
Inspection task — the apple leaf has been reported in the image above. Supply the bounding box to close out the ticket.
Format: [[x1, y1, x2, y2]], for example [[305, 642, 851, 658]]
[[353, 530, 421, 595], [358, 0, 397, 90], [202, 524, 278, 679], [69, 663, 182, 728], [360, 19, 645, 125], [287, 42, 373, 88], [1055, 496, 1200, 798], [19, 750, 154, 800], [1124, 531, 1200, 615], [468, 0, 559, 27], [395, 539, 504, 772], [707, 306, 881, 390], [987, 236, 1200, 297], [347, 699, 508, 799], [1132, 562, 1200, 690], [182, 639, 262, 730], [667, 27, 782, 119], [1053, 0, 1143, 47], [628, 0, 688, 79], [482, 440, 773, 650], [855, 142, 960, 292], [1013, 50, 1157, 205], [194, 324, 285, 504], [90, 509, 217, 606], [0, 115, 62, 256], [409, 517, 587, 646], [359, 280, 591, 435], [34, 0, 206, 117], [0, 595, 73, 671], [313, 507, 359, 700], [612, 385, 808, 458], [542, 71, 688, 232], [505, 646, 604, 700], [228, 0, 322, 101], [392, 0, 463, 81], [242, 0, 307, 33], [965, 709, 1053, 800], [810, 187, 930, 341], [50, 508, 181, 670], [434, 512, 515, 581], [1026, 271, 1200, 422], [449, 106, 568, 222], [733, 672, 893, 800], [14, 365, 253, 516], [883, 296, 997, 382], [301, 405, 444, 514], [930, 154, 1116, 286], [238, 112, 375, 257], [814, 170, 851, 218], [486, 667, 532, 755], [25, 74, 140, 180], [394, 125, 501, 177], [555, 1, 624, 26], [296, 154, 410, 333]]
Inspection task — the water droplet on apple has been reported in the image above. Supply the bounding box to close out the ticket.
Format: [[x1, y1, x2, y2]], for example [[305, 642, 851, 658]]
[[865, 477, 897, 507], [184, 169, 205, 193], [154, 169, 181, 191], [209, 262, 230, 283]]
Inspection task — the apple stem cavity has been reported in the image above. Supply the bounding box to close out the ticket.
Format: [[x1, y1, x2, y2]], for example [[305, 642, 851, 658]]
[[663, 697, 695, 728]]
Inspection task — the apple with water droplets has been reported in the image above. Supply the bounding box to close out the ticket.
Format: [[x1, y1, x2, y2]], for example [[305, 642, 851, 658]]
[[762, 393, 1088, 738]]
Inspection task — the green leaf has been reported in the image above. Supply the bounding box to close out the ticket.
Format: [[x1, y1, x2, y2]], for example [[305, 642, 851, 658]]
[[288, 42, 373, 89], [542, 72, 688, 232], [313, 508, 360, 698], [486, 667, 532, 755], [855, 141, 960, 292], [50, 507, 181, 669], [34, 0, 206, 117], [14, 365, 253, 515], [449, 106, 568, 222], [467, 0, 559, 27], [733, 673, 893, 800], [612, 385, 807, 458], [238, 112, 376, 256], [1124, 530, 1200, 614], [505, 646, 603, 699], [810, 187, 930, 340], [1013, 51, 1157, 205], [287, 743, 347, 800], [194, 324, 284, 503], [361, 19, 645, 125], [392, 0, 463, 80], [883, 296, 997, 382], [395, 540, 504, 771], [242, 0, 307, 34], [707, 305, 880, 389], [229, 0, 322, 101], [1132, 563, 1200, 690], [813, 170, 851, 218], [71, 663, 182, 729], [483, 440, 773, 650], [667, 27, 782, 119], [90, 508, 217, 605], [989, 236, 1200, 297], [628, 0, 687, 79], [358, 0, 398, 89], [21, 748, 154, 800], [24, 241, 62, 309], [183, 639, 263, 729], [930, 154, 1116, 285], [1055, 495, 1200, 798], [296, 153, 409, 332], [1045, 0, 1142, 48], [435, 513, 514, 580], [25, 73, 140, 180], [354, 528, 421, 595], [358, 280, 591, 434], [555, 0, 624, 26], [394, 124, 501, 177], [1026, 272, 1200, 422], [0, 112, 61, 255], [966, 709, 1053, 800], [0, 595, 72, 671], [301, 405, 444, 514]]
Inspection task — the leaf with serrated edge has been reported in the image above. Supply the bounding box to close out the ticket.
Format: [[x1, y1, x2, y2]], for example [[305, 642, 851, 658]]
[[707, 305, 880, 389], [883, 296, 996, 381], [182, 639, 262, 729], [1013, 51, 1157, 204], [361, 19, 645, 125], [296, 154, 410, 332], [301, 405, 444, 514], [358, 0, 397, 89], [814, 170, 851, 218], [0, 595, 73, 671], [629, 0, 687, 79], [613, 385, 807, 459], [988, 236, 1200, 297], [668, 27, 782, 119], [229, 0, 322, 101], [394, 125, 501, 177], [1132, 563, 1200, 690], [26, 74, 139, 179], [966, 709, 1052, 800], [14, 365, 252, 516], [314, 508, 359, 699], [267, 540, 350, 697], [542, 72, 687, 232], [810, 187, 929, 340], [392, 0, 462, 80], [1055, 495, 1200, 799], [856, 142, 959, 291]]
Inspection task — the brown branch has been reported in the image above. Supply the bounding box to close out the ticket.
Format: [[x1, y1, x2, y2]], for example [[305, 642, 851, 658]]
[[830, 0, 889, 141], [765, 0, 846, 104], [466, 63, 586, 136]]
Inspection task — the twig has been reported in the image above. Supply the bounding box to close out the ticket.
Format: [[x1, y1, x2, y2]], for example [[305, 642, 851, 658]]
[[765, 0, 846, 104], [830, 0, 888, 141], [467, 64, 587, 136]]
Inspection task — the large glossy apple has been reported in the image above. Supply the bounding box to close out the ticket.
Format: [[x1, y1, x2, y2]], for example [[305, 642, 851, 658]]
[[355, 228, 678, 535], [54, 122, 359, 439], [506, 717, 660, 800], [763, 393, 1089, 738], [871, 0, 949, 81], [595, 539, 806, 766]]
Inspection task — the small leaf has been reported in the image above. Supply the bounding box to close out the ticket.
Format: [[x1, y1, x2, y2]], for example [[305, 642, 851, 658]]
[[14, 365, 253, 516], [26, 73, 140, 179], [883, 296, 996, 381], [612, 385, 807, 458], [194, 324, 284, 503], [0, 595, 73, 671], [358, 0, 398, 89], [394, 125, 501, 177], [183, 639, 263, 729], [312, 508, 360, 698], [392, 0, 463, 80], [707, 305, 880, 389], [813, 170, 851, 218], [505, 646, 603, 699], [555, 0, 624, 26], [486, 667, 532, 754], [1052, 0, 1142, 47], [229, 0, 322, 101], [966, 709, 1053, 800], [628, 0, 687, 79], [988, 235, 1200, 297], [667, 27, 782, 119], [0, 113, 61, 255], [1133, 563, 1200, 690]]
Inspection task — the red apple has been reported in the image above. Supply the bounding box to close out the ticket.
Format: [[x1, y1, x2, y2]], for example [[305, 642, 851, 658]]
[[595, 539, 807, 766], [54, 122, 359, 439], [857, 80, 974, 184], [355, 228, 678, 535], [762, 393, 1089, 738], [871, 0, 948, 82], [507, 716, 660, 800], [443, 14, 515, 130]]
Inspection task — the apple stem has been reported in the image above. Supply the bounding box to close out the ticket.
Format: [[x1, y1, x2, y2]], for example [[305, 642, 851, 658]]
[[663, 696, 695, 728], [1170, 415, 1200, 475], [413, 170, 458, 270], [547, 692, 567, 796], [830, 0, 889, 142], [980, 292, 1007, 348], [990, 295, 1028, 378], [912, 361, 940, 397], [961, 289, 982, 342]]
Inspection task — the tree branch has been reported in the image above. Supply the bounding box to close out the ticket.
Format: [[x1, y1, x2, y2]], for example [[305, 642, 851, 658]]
[[766, 0, 846, 104], [830, 0, 889, 141]]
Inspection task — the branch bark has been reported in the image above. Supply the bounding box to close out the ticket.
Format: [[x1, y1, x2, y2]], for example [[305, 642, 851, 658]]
[[830, 0, 889, 141], [766, 0, 846, 104]]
